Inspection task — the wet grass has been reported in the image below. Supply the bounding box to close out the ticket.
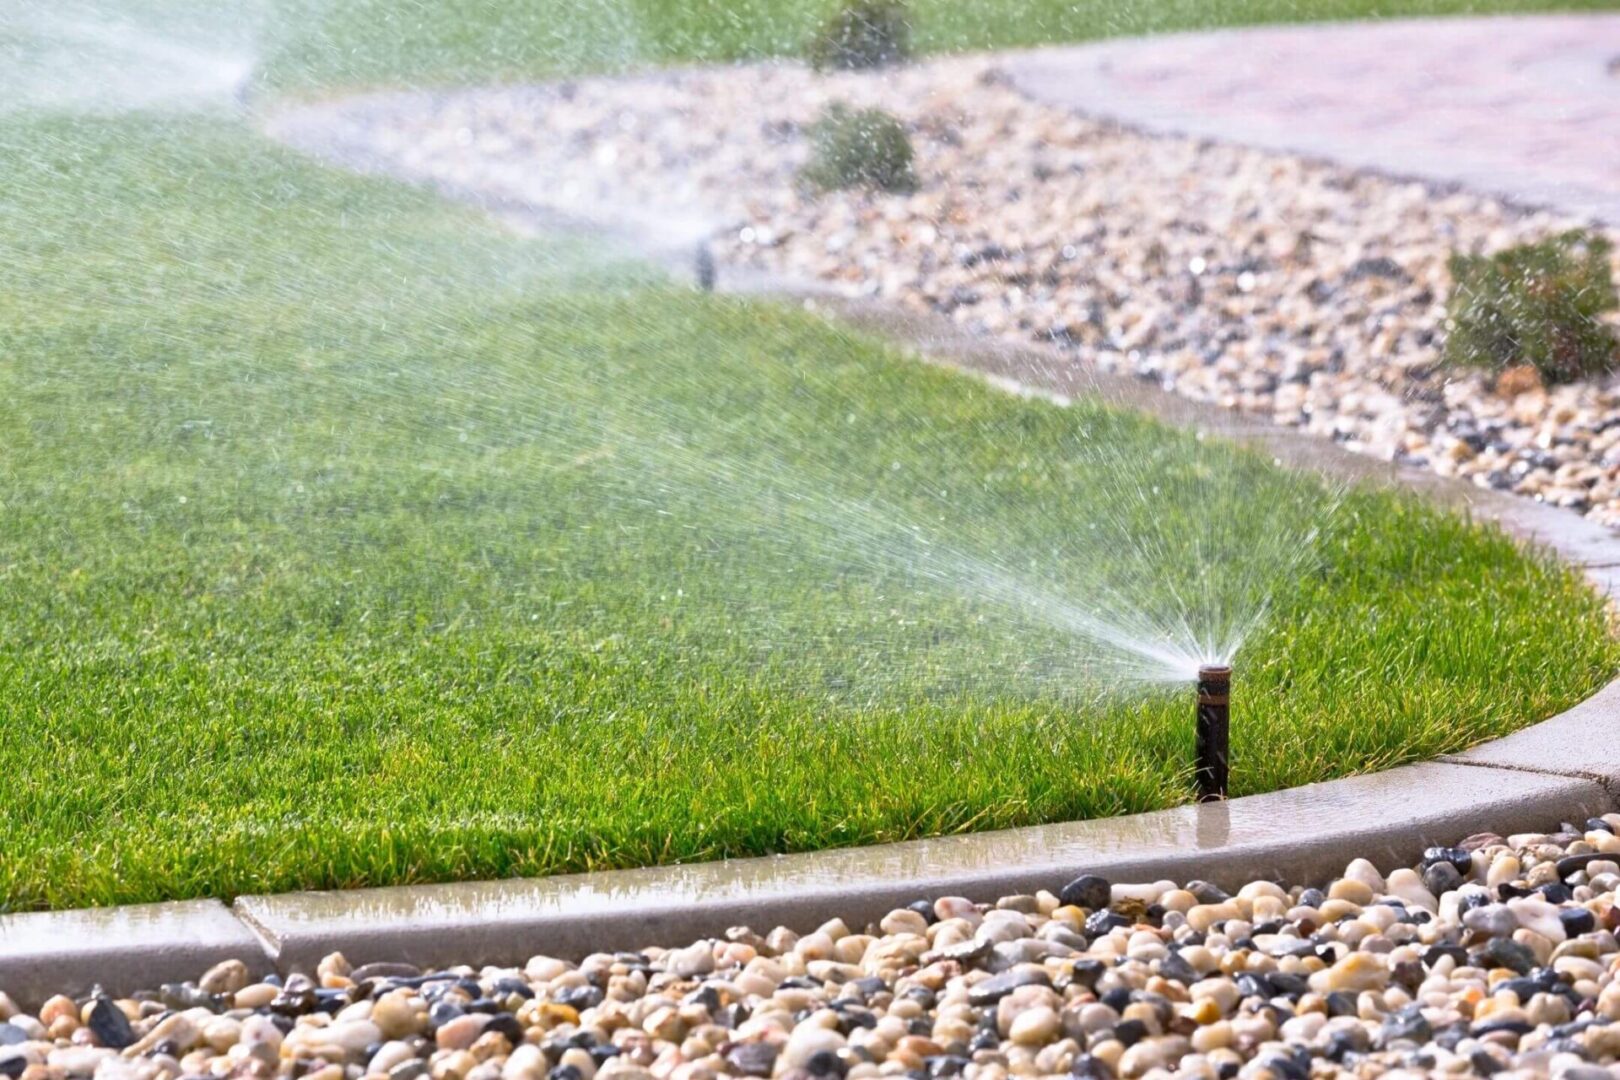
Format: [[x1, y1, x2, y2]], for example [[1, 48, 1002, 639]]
[[0, 113, 1615, 910]]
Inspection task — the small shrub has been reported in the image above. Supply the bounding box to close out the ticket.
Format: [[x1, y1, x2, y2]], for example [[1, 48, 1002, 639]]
[[1444, 229, 1619, 385], [807, 0, 911, 71], [801, 103, 916, 194]]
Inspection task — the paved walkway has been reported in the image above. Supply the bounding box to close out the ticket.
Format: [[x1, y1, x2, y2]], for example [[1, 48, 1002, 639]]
[[1008, 14, 1620, 223]]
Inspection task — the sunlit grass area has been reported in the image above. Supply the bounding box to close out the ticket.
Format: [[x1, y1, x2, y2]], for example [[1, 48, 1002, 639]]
[[0, 113, 1614, 911]]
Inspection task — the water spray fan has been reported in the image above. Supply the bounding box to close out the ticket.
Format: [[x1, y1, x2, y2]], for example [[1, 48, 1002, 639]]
[[1195, 665, 1230, 801]]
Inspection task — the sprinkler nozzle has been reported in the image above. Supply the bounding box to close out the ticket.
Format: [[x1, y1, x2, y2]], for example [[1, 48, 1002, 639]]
[[1195, 664, 1231, 802]]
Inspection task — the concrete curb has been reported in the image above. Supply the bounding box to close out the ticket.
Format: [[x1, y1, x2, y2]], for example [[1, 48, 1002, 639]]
[[9, 42, 1620, 1007]]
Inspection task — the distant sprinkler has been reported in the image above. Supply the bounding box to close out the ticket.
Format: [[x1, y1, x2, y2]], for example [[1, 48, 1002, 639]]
[[695, 245, 717, 292], [1195, 664, 1230, 802]]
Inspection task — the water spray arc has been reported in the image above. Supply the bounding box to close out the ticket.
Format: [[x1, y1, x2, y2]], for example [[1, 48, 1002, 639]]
[[1195, 664, 1231, 801]]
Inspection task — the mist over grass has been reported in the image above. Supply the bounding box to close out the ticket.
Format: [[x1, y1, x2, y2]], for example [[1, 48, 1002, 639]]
[[0, 113, 1613, 909]]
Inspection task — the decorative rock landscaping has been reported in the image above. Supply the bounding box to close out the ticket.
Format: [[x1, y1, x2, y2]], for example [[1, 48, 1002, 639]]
[[270, 55, 1620, 528], [18, 820, 1620, 1079]]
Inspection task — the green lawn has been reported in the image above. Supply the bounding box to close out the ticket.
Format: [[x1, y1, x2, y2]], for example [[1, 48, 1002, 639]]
[[0, 1, 1616, 910]]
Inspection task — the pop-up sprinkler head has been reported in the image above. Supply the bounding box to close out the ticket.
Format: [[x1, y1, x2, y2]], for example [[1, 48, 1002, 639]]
[[1195, 664, 1231, 802]]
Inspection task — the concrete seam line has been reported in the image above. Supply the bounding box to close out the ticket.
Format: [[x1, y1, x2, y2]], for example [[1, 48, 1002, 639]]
[[229, 905, 287, 967], [1437, 755, 1620, 801]]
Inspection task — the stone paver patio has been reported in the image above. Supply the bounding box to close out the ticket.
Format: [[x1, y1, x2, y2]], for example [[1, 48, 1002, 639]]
[[1009, 14, 1620, 223]]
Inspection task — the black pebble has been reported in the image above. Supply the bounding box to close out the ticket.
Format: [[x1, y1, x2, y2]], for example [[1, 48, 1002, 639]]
[[1537, 882, 1574, 905], [1421, 846, 1473, 873], [1421, 862, 1462, 897], [427, 1002, 464, 1029], [1325, 991, 1358, 1018], [1557, 853, 1602, 881], [1083, 909, 1130, 935], [485, 1014, 524, 1045], [1269, 972, 1309, 998], [1059, 874, 1112, 911], [682, 986, 721, 1012], [1156, 951, 1198, 985], [547, 1067, 582, 1080], [804, 1049, 846, 1077], [1069, 1053, 1115, 1079], [0, 1057, 24, 1080], [716, 1003, 751, 1029], [1562, 907, 1597, 936], [553, 985, 603, 1010], [1422, 944, 1468, 969], [724, 1042, 777, 1078], [87, 998, 135, 1050], [1477, 938, 1536, 976], [1112, 1019, 1147, 1047], [1235, 973, 1273, 1000], [906, 900, 936, 924]]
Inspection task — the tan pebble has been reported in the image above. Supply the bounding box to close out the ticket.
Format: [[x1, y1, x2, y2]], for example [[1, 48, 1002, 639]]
[[1487, 856, 1521, 888], [933, 897, 979, 923], [1190, 1021, 1232, 1053], [1327, 879, 1374, 906], [1343, 859, 1385, 892], [558, 1048, 597, 1080], [372, 990, 422, 1040], [1008, 1006, 1060, 1046], [232, 984, 279, 1010], [833, 935, 872, 965], [794, 932, 835, 961], [368, 1042, 418, 1075], [433, 1050, 479, 1080], [1384, 869, 1438, 913], [1185, 902, 1240, 934], [1318, 898, 1362, 921], [436, 1014, 492, 1052], [1312, 952, 1389, 993], [778, 1025, 845, 1070], [198, 959, 251, 996], [880, 909, 929, 936], [1158, 890, 1197, 914], [39, 996, 77, 1027], [316, 952, 352, 983], [1117, 1036, 1188, 1078], [499, 1046, 546, 1080]]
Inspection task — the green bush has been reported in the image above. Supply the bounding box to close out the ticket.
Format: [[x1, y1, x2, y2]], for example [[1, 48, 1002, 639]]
[[1444, 229, 1619, 384], [801, 103, 917, 194], [806, 0, 911, 71]]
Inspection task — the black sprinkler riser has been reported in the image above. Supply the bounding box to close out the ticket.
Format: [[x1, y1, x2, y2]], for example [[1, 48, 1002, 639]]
[[1196, 664, 1231, 802]]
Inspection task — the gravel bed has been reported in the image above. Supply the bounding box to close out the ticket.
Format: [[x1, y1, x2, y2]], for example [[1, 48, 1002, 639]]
[[14, 822, 1620, 1079], [270, 59, 1620, 528]]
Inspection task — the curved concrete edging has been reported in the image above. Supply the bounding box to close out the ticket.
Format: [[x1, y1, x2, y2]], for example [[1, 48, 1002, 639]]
[[10, 42, 1620, 1007]]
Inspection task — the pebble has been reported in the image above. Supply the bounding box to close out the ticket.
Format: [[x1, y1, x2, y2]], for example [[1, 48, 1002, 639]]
[[197, 959, 249, 996]]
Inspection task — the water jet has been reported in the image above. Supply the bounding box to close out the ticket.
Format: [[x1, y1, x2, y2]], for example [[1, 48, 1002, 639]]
[[1196, 664, 1231, 802]]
